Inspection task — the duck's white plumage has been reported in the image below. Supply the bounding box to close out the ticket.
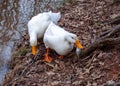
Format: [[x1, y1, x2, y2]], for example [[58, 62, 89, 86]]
[[28, 11, 61, 46], [27, 11, 61, 55], [44, 22, 83, 56]]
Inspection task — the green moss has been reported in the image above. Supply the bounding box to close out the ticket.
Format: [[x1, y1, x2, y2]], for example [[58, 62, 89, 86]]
[[13, 46, 30, 56], [18, 49, 28, 56], [64, 0, 72, 3], [95, 21, 103, 25], [56, 0, 73, 8]]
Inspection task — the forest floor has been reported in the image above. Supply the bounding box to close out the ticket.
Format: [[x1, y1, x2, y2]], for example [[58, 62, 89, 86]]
[[2, 0, 120, 86]]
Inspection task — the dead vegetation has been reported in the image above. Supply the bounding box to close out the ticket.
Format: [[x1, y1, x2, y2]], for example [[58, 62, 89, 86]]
[[1, 0, 120, 86]]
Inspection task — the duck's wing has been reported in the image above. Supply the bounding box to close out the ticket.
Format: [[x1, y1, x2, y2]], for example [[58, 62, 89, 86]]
[[45, 22, 66, 36], [44, 34, 62, 49]]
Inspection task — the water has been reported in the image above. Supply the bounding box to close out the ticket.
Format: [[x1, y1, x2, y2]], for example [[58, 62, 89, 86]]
[[0, 0, 66, 84]]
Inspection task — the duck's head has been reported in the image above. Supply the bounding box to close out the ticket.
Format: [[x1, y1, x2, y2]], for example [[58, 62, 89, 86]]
[[48, 11, 61, 24], [30, 33, 37, 55], [65, 33, 83, 57]]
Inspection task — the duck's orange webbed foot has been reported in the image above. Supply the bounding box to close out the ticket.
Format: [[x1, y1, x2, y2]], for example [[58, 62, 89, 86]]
[[44, 54, 52, 62], [43, 48, 52, 62]]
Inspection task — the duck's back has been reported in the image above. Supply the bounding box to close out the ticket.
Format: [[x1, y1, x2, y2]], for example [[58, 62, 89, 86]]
[[28, 13, 51, 38], [45, 22, 66, 36]]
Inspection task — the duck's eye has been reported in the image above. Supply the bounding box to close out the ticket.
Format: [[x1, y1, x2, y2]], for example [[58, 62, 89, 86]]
[[71, 37, 74, 39], [68, 41, 72, 45]]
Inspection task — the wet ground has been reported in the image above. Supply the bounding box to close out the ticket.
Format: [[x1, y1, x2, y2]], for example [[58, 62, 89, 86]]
[[1, 0, 120, 85], [0, 0, 66, 84]]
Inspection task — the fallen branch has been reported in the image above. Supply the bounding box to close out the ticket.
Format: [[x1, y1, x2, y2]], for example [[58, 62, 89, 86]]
[[79, 25, 120, 58], [109, 0, 120, 6], [99, 24, 120, 38], [107, 16, 120, 25]]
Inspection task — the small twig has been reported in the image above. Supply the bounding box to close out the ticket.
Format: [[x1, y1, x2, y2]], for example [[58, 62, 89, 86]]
[[80, 53, 93, 62], [20, 59, 34, 76], [99, 29, 111, 38], [5, 55, 38, 86], [45, 62, 55, 68], [85, 51, 98, 68]]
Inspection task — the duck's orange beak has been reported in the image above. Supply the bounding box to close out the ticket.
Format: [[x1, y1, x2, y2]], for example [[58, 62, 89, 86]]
[[32, 46, 37, 55], [75, 39, 83, 49]]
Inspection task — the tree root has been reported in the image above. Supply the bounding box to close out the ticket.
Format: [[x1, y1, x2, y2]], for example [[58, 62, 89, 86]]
[[106, 16, 120, 25], [79, 25, 120, 58]]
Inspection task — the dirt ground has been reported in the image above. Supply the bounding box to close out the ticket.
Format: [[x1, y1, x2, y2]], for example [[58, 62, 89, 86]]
[[2, 0, 120, 86]]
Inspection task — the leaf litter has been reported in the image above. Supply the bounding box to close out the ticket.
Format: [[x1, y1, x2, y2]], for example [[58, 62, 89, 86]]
[[2, 0, 120, 86]]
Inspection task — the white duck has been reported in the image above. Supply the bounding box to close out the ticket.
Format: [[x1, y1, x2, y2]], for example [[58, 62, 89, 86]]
[[28, 11, 61, 55], [43, 22, 83, 62]]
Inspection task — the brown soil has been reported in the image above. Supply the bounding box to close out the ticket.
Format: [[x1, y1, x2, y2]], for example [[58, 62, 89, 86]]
[[2, 0, 120, 86]]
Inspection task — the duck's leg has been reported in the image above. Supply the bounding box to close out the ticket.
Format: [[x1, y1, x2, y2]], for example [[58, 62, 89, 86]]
[[57, 55, 64, 59], [32, 46, 37, 55], [44, 48, 52, 62], [32, 41, 41, 55]]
